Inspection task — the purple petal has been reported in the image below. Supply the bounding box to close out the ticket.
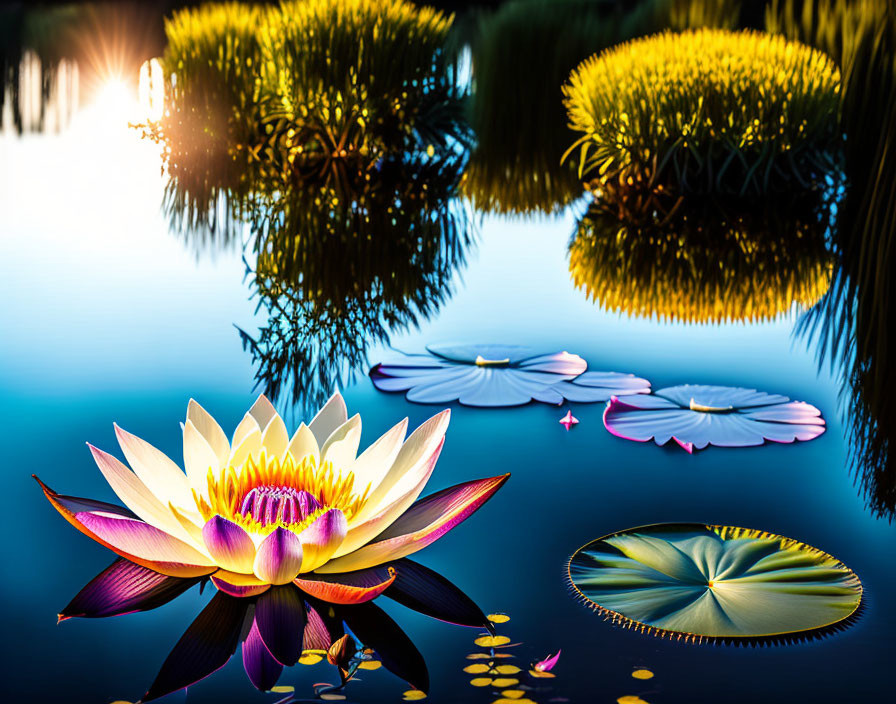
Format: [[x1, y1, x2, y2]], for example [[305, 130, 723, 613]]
[[385, 559, 490, 630], [202, 516, 256, 574], [254, 585, 306, 666], [253, 527, 303, 585], [340, 602, 429, 693], [535, 650, 561, 672], [319, 475, 509, 573], [59, 558, 200, 621], [303, 598, 345, 650], [210, 571, 270, 598], [296, 508, 348, 572], [142, 592, 250, 702], [242, 620, 283, 691]]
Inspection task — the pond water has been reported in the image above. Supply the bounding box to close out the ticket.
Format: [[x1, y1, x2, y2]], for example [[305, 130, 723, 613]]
[[2, 3, 895, 704]]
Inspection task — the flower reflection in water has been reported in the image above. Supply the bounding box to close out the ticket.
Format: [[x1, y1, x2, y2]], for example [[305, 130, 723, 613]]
[[59, 556, 495, 701]]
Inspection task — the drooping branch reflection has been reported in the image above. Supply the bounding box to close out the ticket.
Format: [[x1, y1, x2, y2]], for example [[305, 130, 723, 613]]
[[142, 0, 475, 412]]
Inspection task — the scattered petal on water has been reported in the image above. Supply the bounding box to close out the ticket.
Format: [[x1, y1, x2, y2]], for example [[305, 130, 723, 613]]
[[470, 677, 493, 687], [631, 669, 654, 680], [568, 523, 863, 640], [534, 650, 561, 672], [494, 665, 521, 674], [475, 635, 511, 647], [492, 678, 519, 687], [270, 685, 295, 693], [499, 691, 527, 700], [529, 669, 556, 678], [319, 694, 346, 701], [358, 660, 383, 670], [603, 384, 825, 451], [487, 613, 511, 624], [298, 650, 325, 665], [464, 664, 491, 674], [559, 411, 579, 430], [403, 690, 427, 701], [617, 697, 650, 704], [494, 699, 537, 704]]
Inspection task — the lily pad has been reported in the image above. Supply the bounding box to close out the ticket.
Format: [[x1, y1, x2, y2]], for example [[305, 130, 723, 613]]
[[568, 523, 862, 641], [371, 344, 649, 407], [603, 384, 825, 452]]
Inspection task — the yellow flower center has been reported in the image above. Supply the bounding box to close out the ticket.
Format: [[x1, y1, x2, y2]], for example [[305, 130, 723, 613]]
[[194, 451, 370, 535]]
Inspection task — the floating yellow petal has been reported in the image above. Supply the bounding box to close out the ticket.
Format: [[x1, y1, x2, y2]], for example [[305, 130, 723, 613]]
[[474, 635, 510, 647]]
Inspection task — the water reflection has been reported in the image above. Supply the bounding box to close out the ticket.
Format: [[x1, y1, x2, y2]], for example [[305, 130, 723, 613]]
[[569, 192, 835, 324], [61, 556, 492, 701], [240, 154, 471, 410], [143, 1, 474, 411]]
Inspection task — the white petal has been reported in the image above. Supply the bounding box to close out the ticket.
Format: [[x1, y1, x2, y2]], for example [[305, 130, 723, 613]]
[[88, 444, 202, 549], [288, 423, 319, 463], [346, 418, 408, 508], [114, 424, 194, 509], [230, 428, 262, 470], [308, 392, 348, 446], [261, 413, 289, 458], [248, 394, 278, 431], [320, 414, 362, 470], [330, 437, 443, 558], [232, 412, 259, 446], [183, 420, 221, 495], [186, 399, 230, 465], [360, 410, 449, 515]]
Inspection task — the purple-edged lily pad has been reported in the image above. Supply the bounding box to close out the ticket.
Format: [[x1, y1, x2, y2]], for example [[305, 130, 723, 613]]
[[370, 344, 586, 407], [603, 384, 825, 452], [550, 371, 651, 403], [371, 344, 650, 408]]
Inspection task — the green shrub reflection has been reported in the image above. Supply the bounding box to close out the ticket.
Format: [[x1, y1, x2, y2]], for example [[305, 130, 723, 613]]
[[569, 192, 834, 324]]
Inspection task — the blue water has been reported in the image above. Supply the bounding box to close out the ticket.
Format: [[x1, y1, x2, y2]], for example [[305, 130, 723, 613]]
[[2, 98, 894, 704]]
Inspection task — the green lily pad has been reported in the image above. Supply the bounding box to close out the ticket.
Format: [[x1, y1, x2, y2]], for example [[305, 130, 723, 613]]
[[567, 524, 862, 641]]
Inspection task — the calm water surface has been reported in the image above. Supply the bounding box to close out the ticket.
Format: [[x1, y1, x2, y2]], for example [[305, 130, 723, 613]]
[[1, 88, 894, 704]]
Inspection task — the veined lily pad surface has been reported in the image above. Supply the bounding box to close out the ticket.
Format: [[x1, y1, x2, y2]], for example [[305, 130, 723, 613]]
[[568, 523, 862, 641], [370, 344, 649, 407], [603, 384, 825, 452]]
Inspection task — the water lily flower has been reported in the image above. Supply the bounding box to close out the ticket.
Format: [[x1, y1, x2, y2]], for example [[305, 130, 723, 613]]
[[36, 392, 508, 601]]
